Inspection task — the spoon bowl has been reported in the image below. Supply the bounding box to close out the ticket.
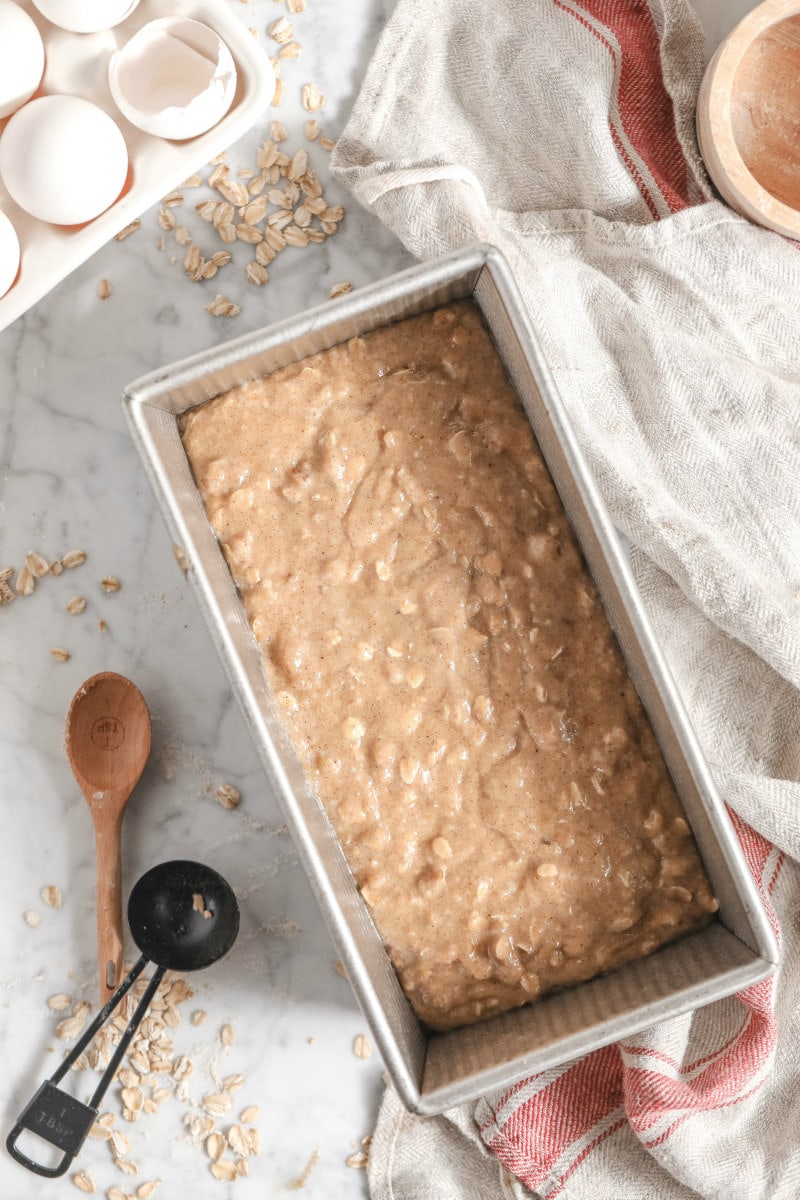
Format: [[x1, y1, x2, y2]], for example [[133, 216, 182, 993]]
[[128, 860, 240, 972], [66, 672, 151, 1001]]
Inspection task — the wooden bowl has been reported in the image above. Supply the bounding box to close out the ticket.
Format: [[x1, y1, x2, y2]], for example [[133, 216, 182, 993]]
[[697, 0, 800, 239]]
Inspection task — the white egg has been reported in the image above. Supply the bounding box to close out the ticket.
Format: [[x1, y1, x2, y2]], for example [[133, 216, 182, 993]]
[[0, 209, 21, 298], [108, 17, 240, 140], [0, 0, 45, 119], [0, 95, 129, 226], [30, 0, 139, 34]]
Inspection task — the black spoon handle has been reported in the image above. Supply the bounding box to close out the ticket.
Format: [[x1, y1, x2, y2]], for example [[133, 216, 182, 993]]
[[89, 965, 165, 1109], [6, 956, 165, 1177]]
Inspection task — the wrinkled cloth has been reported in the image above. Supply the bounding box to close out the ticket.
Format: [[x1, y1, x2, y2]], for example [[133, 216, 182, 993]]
[[331, 1, 800, 1197]]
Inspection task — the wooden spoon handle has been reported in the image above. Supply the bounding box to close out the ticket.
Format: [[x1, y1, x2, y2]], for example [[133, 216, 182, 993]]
[[94, 813, 124, 1004]]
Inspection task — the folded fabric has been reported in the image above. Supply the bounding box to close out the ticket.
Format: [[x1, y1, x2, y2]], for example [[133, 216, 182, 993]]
[[332, 0, 800, 1195]]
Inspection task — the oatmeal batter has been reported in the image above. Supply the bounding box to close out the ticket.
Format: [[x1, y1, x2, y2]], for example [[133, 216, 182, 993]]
[[182, 301, 717, 1031]]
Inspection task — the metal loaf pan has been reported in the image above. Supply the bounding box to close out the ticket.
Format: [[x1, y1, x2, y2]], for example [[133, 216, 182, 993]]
[[123, 243, 779, 1115]]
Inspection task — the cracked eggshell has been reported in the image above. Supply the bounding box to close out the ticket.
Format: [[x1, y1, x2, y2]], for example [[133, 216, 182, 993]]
[[0, 95, 129, 226], [108, 17, 242, 141], [0, 0, 45, 119], [0, 210, 20, 298], [31, 0, 140, 34]]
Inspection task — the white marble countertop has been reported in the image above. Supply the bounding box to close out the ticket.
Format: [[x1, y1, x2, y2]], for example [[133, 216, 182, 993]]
[[0, 2, 759, 1197]]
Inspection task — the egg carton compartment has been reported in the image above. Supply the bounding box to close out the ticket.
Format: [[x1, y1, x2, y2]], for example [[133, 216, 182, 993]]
[[0, 0, 275, 334]]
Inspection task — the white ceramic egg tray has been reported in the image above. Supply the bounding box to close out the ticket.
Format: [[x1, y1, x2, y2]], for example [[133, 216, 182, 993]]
[[0, 0, 275, 335]]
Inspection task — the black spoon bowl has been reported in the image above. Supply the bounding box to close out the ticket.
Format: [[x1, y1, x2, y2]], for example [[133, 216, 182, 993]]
[[7, 860, 239, 1178], [128, 859, 240, 972]]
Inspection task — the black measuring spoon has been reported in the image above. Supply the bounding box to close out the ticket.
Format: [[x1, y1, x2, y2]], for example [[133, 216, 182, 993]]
[[7, 860, 239, 1178]]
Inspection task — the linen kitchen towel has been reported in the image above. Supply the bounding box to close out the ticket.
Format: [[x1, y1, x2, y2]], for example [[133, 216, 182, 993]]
[[331, 1, 800, 1197]]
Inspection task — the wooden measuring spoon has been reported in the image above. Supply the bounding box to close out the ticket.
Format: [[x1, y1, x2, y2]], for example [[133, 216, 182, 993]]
[[66, 672, 151, 1004]]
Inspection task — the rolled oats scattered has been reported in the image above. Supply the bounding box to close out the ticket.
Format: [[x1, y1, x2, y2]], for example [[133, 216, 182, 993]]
[[353, 1034, 372, 1060], [128, 1051, 150, 1074], [26, 550, 49, 577], [346, 1151, 369, 1169], [98, 279, 111, 300], [136, 1183, 161, 1200], [98, 619, 108, 634], [41, 885, 62, 907], [66, 595, 87, 615], [288, 148, 308, 180], [72, 1170, 96, 1192], [196, 200, 217, 222], [172, 1054, 193, 1081], [235, 1158, 249, 1177], [227, 1125, 249, 1156], [16, 566, 34, 595], [209, 150, 227, 165], [121, 1087, 144, 1112], [107, 1189, 130, 1200], [162, 190, 183, 207], [246, 261, 269, 286], [289, 1149, 319, 1190], [0, 581, 14, 605], [204, 1092, 234, 1118], [114, 1157, 139, 1176], [206, 295, 241, 318], [247, 173, 268, 196], [280, 41, 303, 58], [240, 1105, 260, 1123], [267, 16, 293, 42], [62, 549, 87, 569], [0, 565, 13, 583], [110, 1129, 131, 1158], [209, 163, 230, 188], [272, 78, 286, 106], [222, 1073, 244, 1092], [215, 783, 241, 810], [319, 136, 335, 150], [101, 576, 121, 594], [24, 910, 40, 926], [210, 1161, 237, 1182], [283, 225, 310, 247], [238, 198, 264, 226], [157, 207, 175, 232], [220, 1023, 236, 1046], [329, 282, 353, 300], [236, 223, 264, 244], [87, 1121, 112, 1141], [191, 1009, 208, 1026], [49, 559, 64, 575], [302, 83, 325, 111], [115, 219, 141, 240], [174, 225, 192, 246], [287, 0, 306, 11], [247, 1127, 262, 1155], [48, 992, 72, 1010], [56, 1013, 87, 1040], [206, 1131, 226, 1161], [181, 174, 203, 188], [218, 180, 250, 207], [50, 648, 72, 663]]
